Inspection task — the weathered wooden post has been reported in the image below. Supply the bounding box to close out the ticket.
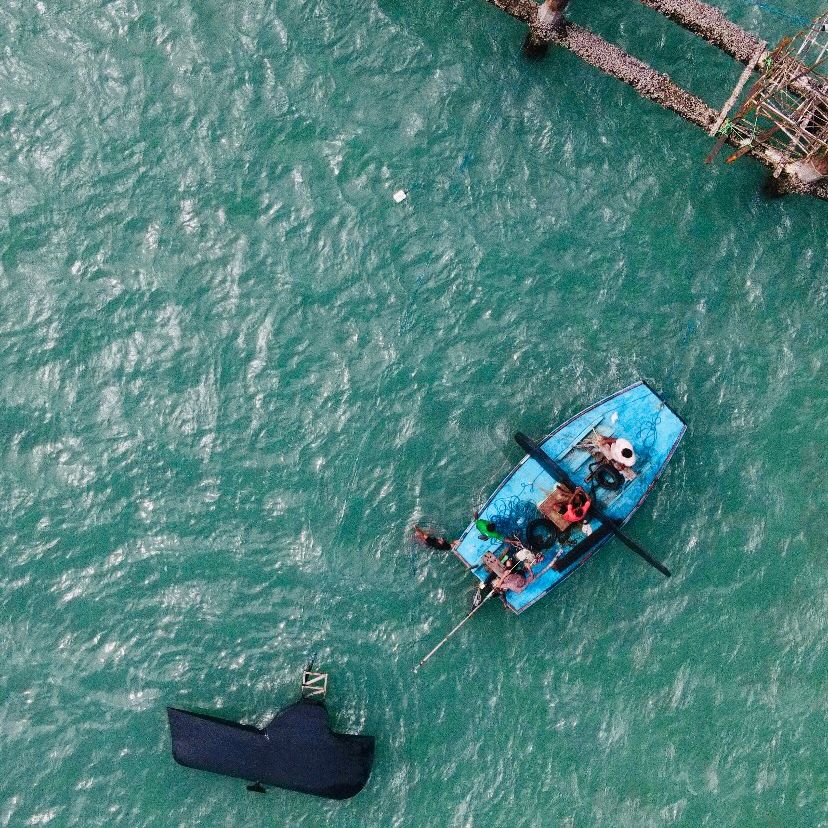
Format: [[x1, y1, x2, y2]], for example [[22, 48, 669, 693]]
[[762, 155, 828, 198], [523, 0, 569, 58], [769, 154, 828, 197]]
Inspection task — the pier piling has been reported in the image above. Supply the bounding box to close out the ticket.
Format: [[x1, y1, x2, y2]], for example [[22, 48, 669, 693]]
[[481, 0, 828, 201], [523, 0, 569, 58]]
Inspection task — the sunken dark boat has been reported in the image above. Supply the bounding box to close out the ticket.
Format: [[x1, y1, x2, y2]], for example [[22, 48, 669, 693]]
[[167, 669, 374, 800]]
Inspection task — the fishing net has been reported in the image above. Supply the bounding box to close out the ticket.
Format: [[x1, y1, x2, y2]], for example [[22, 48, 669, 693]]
[[486, 492, 540, 543]]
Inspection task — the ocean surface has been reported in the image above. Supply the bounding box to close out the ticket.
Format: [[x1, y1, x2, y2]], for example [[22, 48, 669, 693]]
[[0, 0, 825, 826]]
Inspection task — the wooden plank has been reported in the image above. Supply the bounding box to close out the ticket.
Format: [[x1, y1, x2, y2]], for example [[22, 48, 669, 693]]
[[725, 123, 783, 163], [710, 40, 767, 136]]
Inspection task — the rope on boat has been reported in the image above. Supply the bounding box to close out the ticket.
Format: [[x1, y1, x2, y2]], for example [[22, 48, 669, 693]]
[[634, 406, 662, 453], [487, 493, 539, 542]]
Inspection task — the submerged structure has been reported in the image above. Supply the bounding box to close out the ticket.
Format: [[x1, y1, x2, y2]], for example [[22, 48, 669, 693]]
[[484, 0, 828, 200], [167, 667, 375, 800]]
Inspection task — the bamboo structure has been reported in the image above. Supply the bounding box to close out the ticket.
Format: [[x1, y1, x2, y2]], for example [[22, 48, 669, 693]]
[[483, 0, 828, 201], [709, 40, 767, 136], [723, 14, 828, 190]]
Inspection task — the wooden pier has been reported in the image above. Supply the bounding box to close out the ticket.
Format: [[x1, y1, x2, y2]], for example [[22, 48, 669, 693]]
[[485, 0, 828, 201]]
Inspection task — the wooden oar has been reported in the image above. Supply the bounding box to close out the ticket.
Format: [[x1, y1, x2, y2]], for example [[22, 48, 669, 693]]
[[415, 589, 497, 672], [514, 432, 671, 578]]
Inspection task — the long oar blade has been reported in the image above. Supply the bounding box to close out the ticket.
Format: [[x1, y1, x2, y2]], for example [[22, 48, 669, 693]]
[[608, 526, 672, 577], [514, 432, 671, 578]]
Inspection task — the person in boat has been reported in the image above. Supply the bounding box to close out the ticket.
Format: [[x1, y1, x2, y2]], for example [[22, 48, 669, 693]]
[[413, 526, 454, 551], [474, 514, 505, 542], [578, 432, 637, 483], [493, 559, 534, 594], [607, 437, 636, 468], [557, 487, 591, 524], [514, 544, 541, 569], [481, 552, 535, 594]]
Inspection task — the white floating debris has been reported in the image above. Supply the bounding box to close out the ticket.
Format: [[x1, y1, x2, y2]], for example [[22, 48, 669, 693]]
[[392, 189, 408, 203]]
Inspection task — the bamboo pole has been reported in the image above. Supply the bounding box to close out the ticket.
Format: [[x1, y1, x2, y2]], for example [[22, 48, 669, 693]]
[[414, 590, 497, 672], [710, 41, 768, 136]]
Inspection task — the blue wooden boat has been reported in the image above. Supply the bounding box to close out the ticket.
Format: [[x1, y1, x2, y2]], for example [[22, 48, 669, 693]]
[[452, 381, 686, 615]]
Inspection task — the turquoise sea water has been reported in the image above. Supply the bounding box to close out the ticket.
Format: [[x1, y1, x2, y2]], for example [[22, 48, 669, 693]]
[[1, 1, 826, 826]]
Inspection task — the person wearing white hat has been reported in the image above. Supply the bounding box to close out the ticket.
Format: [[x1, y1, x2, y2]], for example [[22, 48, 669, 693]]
[[609, 438, 636, 468]]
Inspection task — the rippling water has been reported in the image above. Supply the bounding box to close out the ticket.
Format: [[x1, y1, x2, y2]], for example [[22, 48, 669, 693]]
[[0, 1, 825, 826]]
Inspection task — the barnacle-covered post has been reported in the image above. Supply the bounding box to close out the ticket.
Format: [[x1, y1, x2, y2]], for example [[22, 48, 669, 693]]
[[523, 0, 569, 58]]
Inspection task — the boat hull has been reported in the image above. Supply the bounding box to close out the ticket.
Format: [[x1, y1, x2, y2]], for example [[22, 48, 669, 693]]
[[453, 381, 686, 614]]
